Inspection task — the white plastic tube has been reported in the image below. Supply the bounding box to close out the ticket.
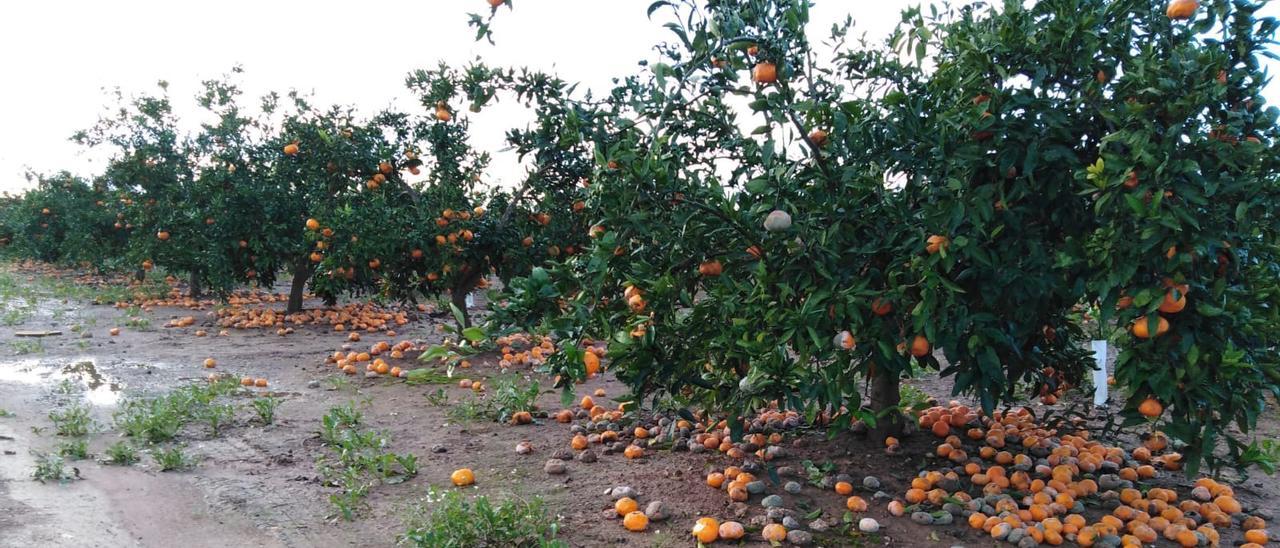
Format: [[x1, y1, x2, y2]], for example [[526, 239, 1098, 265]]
[[1091, 339, 1109, 406]]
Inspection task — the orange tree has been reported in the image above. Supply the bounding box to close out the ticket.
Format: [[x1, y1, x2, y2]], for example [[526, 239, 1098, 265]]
[[73, 82, 216, 293], [0, 171, 123, 266], [488, 0, 1280, 473], [396, 62, 595, 327], [259, 93, 417, 313], [1073, 0, 1280, 474]]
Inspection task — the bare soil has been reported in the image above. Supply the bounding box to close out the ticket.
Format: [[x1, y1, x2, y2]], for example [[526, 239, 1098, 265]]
[[1, 264, 1276, 547]]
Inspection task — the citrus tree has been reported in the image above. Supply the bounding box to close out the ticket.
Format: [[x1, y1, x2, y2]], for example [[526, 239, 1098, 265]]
[[486, 0, 1280, 474], [73, 81, 214, 293], [1071, 0, 1280, 474], [260, 93, 417, 312], [394, 62, 596, 327], [0, 171, 123, 266]]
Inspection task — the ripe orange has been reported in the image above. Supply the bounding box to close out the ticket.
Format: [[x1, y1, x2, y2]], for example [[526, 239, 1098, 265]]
[[1158, 289, 1187, 314], [871, 297, 892, 316], [203, 358, 216, 368], [622, 511, 648, 532], [283, 143, 299, 155], [752, 61, 778, 84], [808, 129, 829, 147], [450, 468, 475, 486], [1132, 316, 1170, 339], [910, 335, 931, 357], [306, 218, 320, 231], [1166, 0, 1198, 20], [692, 517, 720, 543], [762, 523, 787, 542], [615, 497, 639, 516], [1137, 397, 1163, 419], [926, 234, 950, 254], [835, 481, 853, 495]]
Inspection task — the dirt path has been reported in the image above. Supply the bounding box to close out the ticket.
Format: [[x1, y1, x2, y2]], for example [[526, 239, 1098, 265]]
[[2, 265, 1277, 548]]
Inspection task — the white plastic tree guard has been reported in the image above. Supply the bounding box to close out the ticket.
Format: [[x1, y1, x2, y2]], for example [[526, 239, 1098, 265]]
[[1091, 339, 1109, 407]]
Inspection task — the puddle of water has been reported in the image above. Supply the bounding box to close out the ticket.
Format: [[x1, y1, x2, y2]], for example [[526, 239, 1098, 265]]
[[0, 356, 124, 406]]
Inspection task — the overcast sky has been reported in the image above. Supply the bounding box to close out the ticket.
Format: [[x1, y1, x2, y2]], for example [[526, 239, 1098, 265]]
[[1, 1, 1276, 194]]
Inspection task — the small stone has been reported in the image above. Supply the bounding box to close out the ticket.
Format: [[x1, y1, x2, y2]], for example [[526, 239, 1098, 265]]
[[942, 503, 964, 516], [671, 439, 688, 452], [746, 481, 767, 495], [1017, 537, 1040, 548], [873, 490, 892, 500], [515, 441, 534, 455], [607, 486, 638, 500], [741, 461, 762, 474], [1008, 528, 1026, 544], [835, 473, 853, 484], [761, 494, 784, 508], [1096, 535, 1122, 548], [766, 508, 790, 522], [689, 441, 706, 453], [934, 513, 954, 525], [911, 512, 934, 525], [306, 380, 320, 389], [809, 519, 830, 532], [601, 508, 618, 520], [431, 444, 447, 453], [748, 515, 769, 529], [782, 516, 801, 530], [863, 476, 881, 490], [786, 530, 813, 545], [783, 481, 802, 494], [543, 459, 567, 475], [609, 441, 628, 453], [551, 449, 573, 461], [858, 518, 880, 533], [775, 466, 795, 477], [575, 450, 597, 463], [729, 502, 750, 518], [645, 501, 668, 521]]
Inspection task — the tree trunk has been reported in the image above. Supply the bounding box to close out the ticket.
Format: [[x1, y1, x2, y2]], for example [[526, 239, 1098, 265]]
[[287, 257, 313, 314], [134, 268, 146, 282], [188, 270, 202, 299], [450, 285, 471, 329], [869, 367, 904, 439]]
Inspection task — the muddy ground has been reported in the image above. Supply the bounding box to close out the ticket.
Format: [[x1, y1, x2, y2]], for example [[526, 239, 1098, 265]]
[[0, 264, 1277, 548]]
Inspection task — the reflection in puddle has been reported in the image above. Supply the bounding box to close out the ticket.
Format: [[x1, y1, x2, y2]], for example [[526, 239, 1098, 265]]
[[0, 357, 124, 406]]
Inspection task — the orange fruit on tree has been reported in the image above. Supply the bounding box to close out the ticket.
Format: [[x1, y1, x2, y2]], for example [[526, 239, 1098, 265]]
[[1131, 315, 1170, 339], [1166, 0, 1198, 20], [283, 143, 299, 155], [156, 230, 170, 241], [910, 335, 931, 357], [692, 517, 720, 543], [1158, 289, 1187, 314], [1137, 397, 1163, 419], [306, 218, 320, 231], [488, 0, 505, 8], [622, 511, 648, 532], [450, 468, 475, 486], [926, 234, 950, 254], [752, 61, 778, 84], [808, 129, 829, 147], [871, 297, 892, 316]]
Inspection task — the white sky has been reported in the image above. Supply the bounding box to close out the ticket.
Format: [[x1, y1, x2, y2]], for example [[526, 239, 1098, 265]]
[[0, 1, 1276, 193]]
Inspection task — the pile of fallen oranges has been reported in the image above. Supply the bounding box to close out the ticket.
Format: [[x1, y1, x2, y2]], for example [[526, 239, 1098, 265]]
[[216, 301, 413, 332], [892, 401, 1268, 547], [326, 339, 421, 377]]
